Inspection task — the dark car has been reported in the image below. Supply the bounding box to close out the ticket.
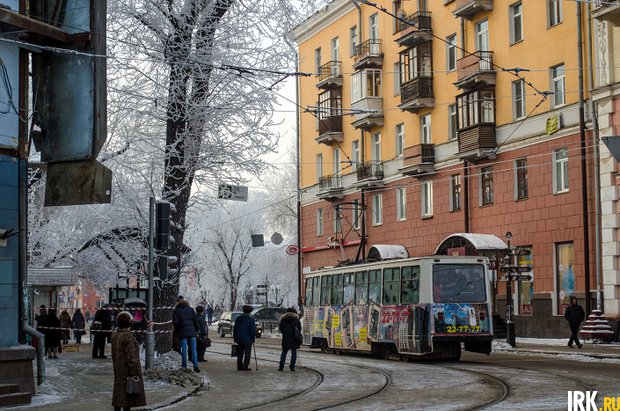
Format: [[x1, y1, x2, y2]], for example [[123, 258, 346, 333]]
[[251, 307, 288, 334], [218, 311, 263, 338]]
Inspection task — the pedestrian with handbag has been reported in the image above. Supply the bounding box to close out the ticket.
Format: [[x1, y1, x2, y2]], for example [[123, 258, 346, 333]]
[[71, 308, 86, 345], [278, 307, 302, 372], [112, 311, 146, 411], [172, 296, 201, 372], [195, 305, 209, 362], [233, 305, 256, 371]]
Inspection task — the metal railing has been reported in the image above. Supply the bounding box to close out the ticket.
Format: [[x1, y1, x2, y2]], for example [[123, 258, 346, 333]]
[[355, 39, 382, 58], [319, 174, 343, 190], [318, 61, 342, 81], [356, 161, 384, 181], [396, 11, 431, 34], [400, 76, 433, 103]]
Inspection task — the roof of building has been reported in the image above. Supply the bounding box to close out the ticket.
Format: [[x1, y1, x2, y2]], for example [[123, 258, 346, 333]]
[[434, 233, 508, 255], [27, 267, 77, 286]]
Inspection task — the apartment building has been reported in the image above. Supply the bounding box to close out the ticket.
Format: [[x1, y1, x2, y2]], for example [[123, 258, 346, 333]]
[[293, 0, 618, 337]]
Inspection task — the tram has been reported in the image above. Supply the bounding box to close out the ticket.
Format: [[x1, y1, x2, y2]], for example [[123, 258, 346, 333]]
[[303, 254, 493, 361]]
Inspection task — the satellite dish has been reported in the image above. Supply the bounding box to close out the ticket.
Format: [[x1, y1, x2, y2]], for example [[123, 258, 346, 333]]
[[271, 232, 283, 245]]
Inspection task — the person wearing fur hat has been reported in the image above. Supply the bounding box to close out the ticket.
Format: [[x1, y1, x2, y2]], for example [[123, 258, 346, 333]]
[[278, 307, 302, 372], [112, 311, 146, 410]]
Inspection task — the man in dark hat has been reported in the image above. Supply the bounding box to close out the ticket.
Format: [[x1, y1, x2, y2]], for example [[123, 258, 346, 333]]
[[233, 305, 256, 371], [564, 296, 586, 348]]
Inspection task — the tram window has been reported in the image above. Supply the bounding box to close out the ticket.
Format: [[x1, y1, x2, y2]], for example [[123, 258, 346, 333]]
[[312, 277, 321, 306], [343, 272, 355, 304], [305, 278, 313, 307], [368, 269, 381, 303], [383, 267, 401, 304], [321, 275, 332, 306], [355, 271, 369, 304], [433, 264, 486, 303], [401, 265, 420, 305], [331, 274, 343, 306]]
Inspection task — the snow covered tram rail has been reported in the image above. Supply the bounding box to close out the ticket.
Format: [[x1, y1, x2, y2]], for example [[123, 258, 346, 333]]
[[302, 254, 494, 361]]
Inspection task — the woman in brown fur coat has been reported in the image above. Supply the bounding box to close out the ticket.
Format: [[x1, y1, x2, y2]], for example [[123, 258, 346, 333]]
[[111, 311, 146, 410]]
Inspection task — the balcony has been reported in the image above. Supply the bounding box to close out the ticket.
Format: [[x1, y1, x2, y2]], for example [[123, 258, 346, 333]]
[[351, 97, 384, 130], [452, 0, 493, 19], [454, 51, 495, 90], [354, 161, 384, 190], [317, 174, 344, 200], [353, 39, 383, 70], [400, 144, 435, 176], [395, 11, 432, 47], [398, 76, 434, 112], [457, 124, 497, 162], [316, 61, 343, 90], [593, 0, 620, 25], [316, 115, 344, 145]]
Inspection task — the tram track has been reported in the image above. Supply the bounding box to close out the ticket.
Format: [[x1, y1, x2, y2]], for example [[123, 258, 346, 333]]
[[446, 365, 510, 410]]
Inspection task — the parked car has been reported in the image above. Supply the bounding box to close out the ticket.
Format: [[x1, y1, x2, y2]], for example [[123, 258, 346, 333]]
[[217, 310, 263, 338], [251, 307, 288, 334]]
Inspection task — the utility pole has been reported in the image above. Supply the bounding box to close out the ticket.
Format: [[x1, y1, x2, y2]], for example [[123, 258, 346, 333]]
[[145, 197, 155, 370]]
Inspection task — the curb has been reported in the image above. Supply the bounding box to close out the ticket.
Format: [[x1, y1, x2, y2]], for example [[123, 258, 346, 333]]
[[135, 382, 206, 411], [495, 348, 620, 360]]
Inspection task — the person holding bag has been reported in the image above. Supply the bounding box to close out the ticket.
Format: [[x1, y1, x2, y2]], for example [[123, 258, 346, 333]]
[[195, 305, 210, 362], [71, 308, 86, 345], [112, 311, 146, 411], [278, 307, 302, 372]]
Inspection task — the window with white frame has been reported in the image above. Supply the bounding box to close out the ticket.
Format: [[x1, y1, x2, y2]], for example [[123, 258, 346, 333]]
[[420, 114, 431, 144], [352, 199, 361, 230], [350, 26, 358, 57], [334, 205, 342, 233], [399, 43, 432, 84], [351, 69, 382, 102], [397, 187, 407, 221], [333, 148, 340, 175], [553, 147, 569, 193], [510, 2, 523, 44], [449, 174, 461, 211], [371, 133, 381, 162], [457, 89, 495, 129], [446, 34, 457, 71], [480, 166, 494, 206], [315, 47, 321, 74], [475, 19, 489, 51], [448, 104, 457, 141], [331, 37, 339, 62], [369, 13, 379, 40], [352, 140, 360, 171], [421, 181, 433, 217], [372, 194, 383, 225], [316, 153, 323, 182], [551, 64, 565, 107], [512, 79, 526, 120], [317, 208, 324, 236], [393, 63, 401, 96], [318, 90, 342, 120], [395, 123, 405, 157], [548, 0, 562, 27]]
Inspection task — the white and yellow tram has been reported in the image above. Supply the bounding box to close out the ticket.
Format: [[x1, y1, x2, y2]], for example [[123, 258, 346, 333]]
[[303, 255, 493, 361]]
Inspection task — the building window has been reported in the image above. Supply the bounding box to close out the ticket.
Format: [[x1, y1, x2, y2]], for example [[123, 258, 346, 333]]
[[555, 242, 574, 314], [420, 114, 431, 144], [397, 187, 407, 221], [450, 174, 461, 211], [331, 37, 339, 62], [515, 158, 528, 200], [399, 43, 432, 84], [395, 123, 405, 157], [457, 89, 495, 130], [509, 2, 523, 44], [315, 47, 321, 74], [512, 79, 526, 120], [551, 64, 565, 107], [372, 193, 383, 225], [334, 205, 342, 233], [421, 181, 433, 217], [351, 69, 382, 102], [548, 0, 562, 27], [553, 147, 569, 193], [333, 148, 340, 175], [316, 208, 324, 236], [446, 34, 457, 71], [475, 19, 489, 51], [369, 13, 379, 40], [350, 26, 358, 57], [393, 0, 403, 33], [352, 140, 359, 171], [448, 104, 457, 141], [352, 199, 361, 230], [371, 133, 381, 162], [394, 62, 401, 96], [318, 90, 342, 121], [480, 166, 493, 206], [316, 153, 323, 182]]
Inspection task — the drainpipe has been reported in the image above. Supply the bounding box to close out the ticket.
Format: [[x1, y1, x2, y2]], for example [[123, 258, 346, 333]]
[[577, 1, 591, 314], [586, 0, 602, 312], [464, 162, 470, 233], [360, 130, 366, 261], [296, 51, 303, 312], [460, 17, 466, 58], [351, 0, 362, 44]]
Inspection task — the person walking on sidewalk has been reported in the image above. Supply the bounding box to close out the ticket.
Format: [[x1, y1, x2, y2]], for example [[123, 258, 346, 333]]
[[60, 309, 72, 345], [195, 305, 209, 362], [72, 308, 86, 345], [112, 311, 146, 411], [233, 305, 256, 371], [278, 308, 302, 371], [41, 308, 61, 359], [206, 304, 214, 326], [92, 305, 112, 358], [172, 296, 200, 372], [565, 296, 586, 348]]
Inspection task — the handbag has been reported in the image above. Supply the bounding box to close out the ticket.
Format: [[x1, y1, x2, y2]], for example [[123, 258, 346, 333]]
[[204, 336, 211, 348], [231, 343, 238, 357], [126, 376, 141, 395], [294, 327, 303, 345]]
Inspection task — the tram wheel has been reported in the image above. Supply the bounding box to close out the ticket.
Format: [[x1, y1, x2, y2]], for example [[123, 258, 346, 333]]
[[381, 347, 391, 361], [399, 354, 407, 362], [334, 349, 342, 355]]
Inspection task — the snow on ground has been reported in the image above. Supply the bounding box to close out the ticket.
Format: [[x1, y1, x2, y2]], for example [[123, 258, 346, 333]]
[[492, 338, 620, 363]]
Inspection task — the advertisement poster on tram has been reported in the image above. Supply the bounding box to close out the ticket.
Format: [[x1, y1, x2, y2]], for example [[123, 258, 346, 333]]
[[432, 303, 490, 335]]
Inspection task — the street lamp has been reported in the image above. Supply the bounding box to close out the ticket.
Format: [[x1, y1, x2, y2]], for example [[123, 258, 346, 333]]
[[505, 231, 516, 348]]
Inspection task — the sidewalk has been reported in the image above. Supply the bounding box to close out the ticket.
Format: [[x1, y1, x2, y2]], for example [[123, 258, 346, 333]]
[[494, 337, 620, 360]]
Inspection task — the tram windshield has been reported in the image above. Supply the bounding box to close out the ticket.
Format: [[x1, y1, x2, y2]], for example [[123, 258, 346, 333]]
[[433, 264, 486, 303]]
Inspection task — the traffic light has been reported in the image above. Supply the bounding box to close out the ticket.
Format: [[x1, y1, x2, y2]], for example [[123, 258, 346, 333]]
[[157, 254, 179, 281], [155, 201, 176, 251]]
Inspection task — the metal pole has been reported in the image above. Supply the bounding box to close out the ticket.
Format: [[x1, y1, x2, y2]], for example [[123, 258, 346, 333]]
[[505, 235, 516, 347], [145, 197, 155, 370]]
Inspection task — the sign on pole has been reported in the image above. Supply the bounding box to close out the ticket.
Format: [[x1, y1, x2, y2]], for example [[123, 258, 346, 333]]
[[218, 184, 248, 202]]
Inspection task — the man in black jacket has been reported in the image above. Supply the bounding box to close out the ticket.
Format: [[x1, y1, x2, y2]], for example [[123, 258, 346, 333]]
[[173, 296, 200, 372], [564, 296, 586, 348], [92, 305, 112, 358], [278, 308, 302, 372]]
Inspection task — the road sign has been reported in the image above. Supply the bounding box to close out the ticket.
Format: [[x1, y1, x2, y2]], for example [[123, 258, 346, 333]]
[[218, 184, 248, 201], [509, 274, 532, 281], [286, 244, 299, 255], [499, 265, 532, 273]]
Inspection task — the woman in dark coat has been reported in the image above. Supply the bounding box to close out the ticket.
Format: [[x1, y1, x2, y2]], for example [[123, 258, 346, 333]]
[[59, 309, 72, 344], [278, 308, 302, 371], [41, 309, 61, 358], [72, 308, 86, 345], [112, 311, 146, 410]]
